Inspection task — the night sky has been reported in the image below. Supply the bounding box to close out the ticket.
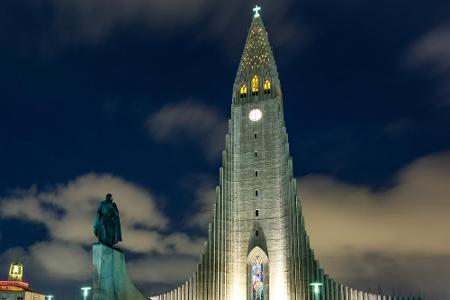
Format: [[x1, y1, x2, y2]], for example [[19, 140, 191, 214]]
[[1, 0, 449, 299]]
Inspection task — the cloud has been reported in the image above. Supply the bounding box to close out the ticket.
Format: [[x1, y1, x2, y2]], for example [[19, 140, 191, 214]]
[[0, 173, 205, 285], [49, 0, 210, 43], [0, 173, 168, 252], [406, 24, 450, 106], [187, 187, 216, 229], [0, 242, 91, 282], [128, 254, 199, 284], [146, 100, 227, 160], [31, 0, 302, 53], [299, 151, 450, 298], [1, 152, 449, 297], [180, 175, 217, 229], [30, 241, 92, 280]]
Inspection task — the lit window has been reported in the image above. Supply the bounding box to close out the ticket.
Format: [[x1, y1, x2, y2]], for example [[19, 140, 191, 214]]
[[8, 262, 23, 281], [240, 84, 248, 98], [252, 75, 259, 95], [264, 80, 271, 94]]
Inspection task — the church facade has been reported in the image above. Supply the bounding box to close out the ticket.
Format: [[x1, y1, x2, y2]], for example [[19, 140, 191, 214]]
[[148, 11, 421, 300], [93, 8, 422, 300]]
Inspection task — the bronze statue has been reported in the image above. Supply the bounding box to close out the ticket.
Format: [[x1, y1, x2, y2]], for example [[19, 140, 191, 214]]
[[94, 194, 122, 247]]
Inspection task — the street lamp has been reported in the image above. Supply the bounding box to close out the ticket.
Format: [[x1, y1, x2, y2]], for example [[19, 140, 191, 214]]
[[310, 282, 323, 299], [81, 287, 92, 300]]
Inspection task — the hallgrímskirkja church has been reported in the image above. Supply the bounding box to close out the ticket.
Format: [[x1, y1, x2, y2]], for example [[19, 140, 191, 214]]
[[92, 7, 423, 300]]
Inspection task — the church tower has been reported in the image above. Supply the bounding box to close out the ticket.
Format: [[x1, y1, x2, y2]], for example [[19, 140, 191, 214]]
[[229, 9, 290, 300], [147, 9, 422, 300], [92, 7, 423, 300]]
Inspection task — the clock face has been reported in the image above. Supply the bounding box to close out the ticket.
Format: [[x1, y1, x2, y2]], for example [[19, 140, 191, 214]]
[[249, 109, 262, 122]]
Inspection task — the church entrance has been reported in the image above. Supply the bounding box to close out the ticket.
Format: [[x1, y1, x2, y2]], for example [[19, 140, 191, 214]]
[[248, 246, 269, 300]]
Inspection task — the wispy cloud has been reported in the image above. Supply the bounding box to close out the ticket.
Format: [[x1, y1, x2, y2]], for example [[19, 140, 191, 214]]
[[180, 174, 217, 229], [406, 24, 450, 106], [146, 100, 227, 161], [31, 0, 303, 54]]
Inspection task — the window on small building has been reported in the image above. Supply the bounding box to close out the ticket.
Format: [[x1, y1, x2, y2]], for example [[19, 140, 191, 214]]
[[256, 230, 259, 236], [255, 171, 258, 177], [256, 209, 259, 217], [255, 151, 258, 157], [240, 83, 247, 98], [264, 79, 271, 94], [255, 190, 258, 196], [254, 132, 257, 139], [252, 75, 259, 95]]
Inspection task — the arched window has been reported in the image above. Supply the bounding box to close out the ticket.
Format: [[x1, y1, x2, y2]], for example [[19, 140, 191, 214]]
[[264, 80, 271, 94], [248, 247, 269, 300], [252, 75, 259, 95], [240, 84, 248, 98]]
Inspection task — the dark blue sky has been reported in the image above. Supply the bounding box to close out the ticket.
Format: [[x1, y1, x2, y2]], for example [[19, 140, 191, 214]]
[[1, 0, 449, 299]]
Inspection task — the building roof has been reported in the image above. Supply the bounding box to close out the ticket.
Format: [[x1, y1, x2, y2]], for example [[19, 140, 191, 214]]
[[0, 280, 29, 292]]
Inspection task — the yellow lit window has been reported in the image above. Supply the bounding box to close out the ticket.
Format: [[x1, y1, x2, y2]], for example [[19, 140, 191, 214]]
[[264, 80, 271, 94], [240, 84, 247, 98], [252, 75, 259, 94], [8, 262, 23, 280]]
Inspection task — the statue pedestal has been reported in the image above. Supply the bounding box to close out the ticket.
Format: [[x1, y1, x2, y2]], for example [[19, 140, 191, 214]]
[[92, 243, 147, 300]]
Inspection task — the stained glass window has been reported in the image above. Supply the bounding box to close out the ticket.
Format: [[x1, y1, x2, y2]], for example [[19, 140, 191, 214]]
[[252, 263, 264, 300]]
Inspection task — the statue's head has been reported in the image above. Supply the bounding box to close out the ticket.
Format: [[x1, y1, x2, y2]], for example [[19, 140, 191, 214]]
[[106, 193, 113, 201]]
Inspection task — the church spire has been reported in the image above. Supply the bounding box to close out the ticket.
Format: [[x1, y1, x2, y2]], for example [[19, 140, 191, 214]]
[[234, 6, 281, 102]]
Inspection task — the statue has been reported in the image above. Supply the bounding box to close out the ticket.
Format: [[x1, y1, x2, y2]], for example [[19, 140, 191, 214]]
[[94, 194, 122, 247]]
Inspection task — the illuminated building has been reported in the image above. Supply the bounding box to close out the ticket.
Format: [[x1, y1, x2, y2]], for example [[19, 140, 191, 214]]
[[93, 6, 423, 300], [0, 262, 46, 300], [147, 9, 424, 299]]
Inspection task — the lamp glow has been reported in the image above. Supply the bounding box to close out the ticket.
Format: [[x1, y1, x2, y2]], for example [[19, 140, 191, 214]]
[[81, 287, 91, 300], [310, 282, 323, 294], [46, 296, 54, 300]]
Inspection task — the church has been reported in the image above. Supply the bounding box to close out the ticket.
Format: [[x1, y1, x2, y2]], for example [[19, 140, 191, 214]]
[[92, 7, 422, 300]]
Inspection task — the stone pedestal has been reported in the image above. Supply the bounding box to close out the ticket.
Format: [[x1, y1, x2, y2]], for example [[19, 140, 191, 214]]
[[92, 243, 147, 300]]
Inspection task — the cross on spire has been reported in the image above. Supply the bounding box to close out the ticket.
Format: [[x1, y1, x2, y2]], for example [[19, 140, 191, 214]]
[[253, 5, 261, 18]]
